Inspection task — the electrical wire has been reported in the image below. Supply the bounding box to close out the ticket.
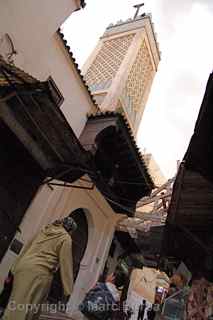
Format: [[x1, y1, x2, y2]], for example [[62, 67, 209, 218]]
[[76, 174, 167, 209], [109, 180, 149, 186], [100, 190, 168, 230], [100, 191, 136, 216], [98, 184, 169, 208], [0, 66, 165, 215]]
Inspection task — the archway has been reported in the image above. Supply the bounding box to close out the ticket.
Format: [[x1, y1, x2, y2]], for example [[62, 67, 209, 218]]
[[71, 208, 89, 281], [48, 208, 89, 305]]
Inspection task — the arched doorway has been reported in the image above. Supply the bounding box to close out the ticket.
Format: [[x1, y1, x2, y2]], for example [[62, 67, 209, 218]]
[[48, 208, 88, 305], [71, 209, 89, 281]]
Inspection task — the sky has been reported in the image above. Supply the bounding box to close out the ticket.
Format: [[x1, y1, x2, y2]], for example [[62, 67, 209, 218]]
[[62, 0, 213, 178]]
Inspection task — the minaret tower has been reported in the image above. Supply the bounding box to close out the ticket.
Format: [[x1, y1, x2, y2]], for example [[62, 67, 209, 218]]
[[82, 4, 160, 135]]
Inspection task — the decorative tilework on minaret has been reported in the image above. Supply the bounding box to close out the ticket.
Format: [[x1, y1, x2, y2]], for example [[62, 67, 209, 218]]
[[82, 13, 160, 136], [84, 34, 135, 92]]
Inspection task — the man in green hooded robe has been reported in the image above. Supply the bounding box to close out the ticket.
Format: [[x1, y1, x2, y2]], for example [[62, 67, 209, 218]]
[[3, 216, 77, 320]]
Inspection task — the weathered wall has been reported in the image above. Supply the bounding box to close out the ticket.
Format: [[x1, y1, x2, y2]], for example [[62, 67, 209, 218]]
[[0, 1, 94, 137], [0, 2, 116, 313], [0, 179, 119, 317]]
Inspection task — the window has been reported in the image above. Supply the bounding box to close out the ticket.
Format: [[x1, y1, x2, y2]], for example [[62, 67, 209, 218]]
[[47, 76, 64, 107]]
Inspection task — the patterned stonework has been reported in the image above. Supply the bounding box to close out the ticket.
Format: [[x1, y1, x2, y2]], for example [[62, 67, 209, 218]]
[[85, 34, 135, 91], [122, 40, 153, 125]]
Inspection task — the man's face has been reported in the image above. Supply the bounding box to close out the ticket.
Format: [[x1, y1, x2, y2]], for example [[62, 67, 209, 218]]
[[106, 274, 115, 284]]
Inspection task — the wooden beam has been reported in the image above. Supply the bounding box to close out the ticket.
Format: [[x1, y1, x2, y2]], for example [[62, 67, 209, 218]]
[[175, 224, 212, 254]]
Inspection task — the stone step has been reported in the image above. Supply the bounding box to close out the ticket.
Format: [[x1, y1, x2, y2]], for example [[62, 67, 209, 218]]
[[40, 311, 74, 320]]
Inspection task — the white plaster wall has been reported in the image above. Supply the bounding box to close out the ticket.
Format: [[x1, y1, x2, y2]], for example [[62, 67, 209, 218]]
[[0, 179, 120, 316], [0, 3, 116, 313], [0, 1, 101, 285], [0, 2, 94, 137], [0, 0, 79, 45]]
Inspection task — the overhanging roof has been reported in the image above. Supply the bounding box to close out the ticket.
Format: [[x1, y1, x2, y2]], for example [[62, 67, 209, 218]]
[[80, 111, 154, 215], [167, 164, 213, 231], [184, 73, 213, 181], [164, 73, 213, 267], [167, 73, 213, 231], [0, 57, 91, 183]]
